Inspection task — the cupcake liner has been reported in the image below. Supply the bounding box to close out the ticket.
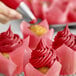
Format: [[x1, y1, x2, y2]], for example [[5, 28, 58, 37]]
[[31, 0, 43, 18], [10, 37, 31, 75], [20, 20, 54, 50], [0, 53, 16, 76], [0, 37, 31, 76], [20, 21, 40, 50], [56, 44, 76, 75], [68, 0, 76, 22], [24, 60, 61, 76]]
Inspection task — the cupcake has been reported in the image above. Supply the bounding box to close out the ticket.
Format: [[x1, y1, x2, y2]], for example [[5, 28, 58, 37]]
[[53, 25, 76, 76], [31, 0, 43, 19], [68, 0, 76, 22], [0, 26, 31, 76], [20, 20, 54, 50], [27, 0, 72, 24], [24, 38, 61, 76], [24, 0, 76, 24], [42, 0, 72, 24]]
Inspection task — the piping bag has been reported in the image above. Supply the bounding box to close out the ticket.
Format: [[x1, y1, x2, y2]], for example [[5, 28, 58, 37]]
[[1, 0, 37, 23]]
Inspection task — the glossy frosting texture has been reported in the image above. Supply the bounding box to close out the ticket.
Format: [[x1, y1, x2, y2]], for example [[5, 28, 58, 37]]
[[30, 39, 57, 68], [53, 25, 76, 50], [0, 27, 23, 53]]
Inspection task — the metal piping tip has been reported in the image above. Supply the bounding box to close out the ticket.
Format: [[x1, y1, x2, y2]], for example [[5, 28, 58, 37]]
[[17, 2, 36, 21]]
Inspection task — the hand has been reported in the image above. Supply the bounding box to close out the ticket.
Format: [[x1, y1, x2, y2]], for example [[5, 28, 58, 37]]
[[0, 1, 23, 24]]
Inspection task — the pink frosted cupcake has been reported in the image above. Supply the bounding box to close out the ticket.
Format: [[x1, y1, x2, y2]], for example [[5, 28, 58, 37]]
[[53, 25, 76, 76], [20, 20, 54, 50], [68, 0, 76, 22], [42, 0, 72, 24], [0, 27, 31, 76], [24, 38, 61, 76], [31, 0, 43, 19]]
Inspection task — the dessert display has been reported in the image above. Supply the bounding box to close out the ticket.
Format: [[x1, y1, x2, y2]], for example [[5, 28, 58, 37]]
[[20, 20, 54, 50], [53, 25, 76, 76], [0, 26, 31, 76], [24, 39, 61, 76], [0, 0, 76, 76], [0, 21, 76, 76]]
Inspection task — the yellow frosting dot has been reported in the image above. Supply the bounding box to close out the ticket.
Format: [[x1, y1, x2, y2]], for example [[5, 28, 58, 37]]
[[2, 53, 9, 59], [38, 67, 49, 74], [30, 25, 47, 36]]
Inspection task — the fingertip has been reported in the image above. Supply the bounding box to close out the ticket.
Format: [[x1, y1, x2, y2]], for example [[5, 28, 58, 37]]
[[9, 9, 23, 19], [15, 14, 23, 19]]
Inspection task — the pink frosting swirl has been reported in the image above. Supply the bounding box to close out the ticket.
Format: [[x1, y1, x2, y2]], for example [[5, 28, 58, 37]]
[[0, 27, 23, 53], [30, 39, 57, 68], [53, 25, 76, 50]]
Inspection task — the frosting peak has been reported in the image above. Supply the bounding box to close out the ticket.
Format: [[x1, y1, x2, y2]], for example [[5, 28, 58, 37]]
[[30, 39, 57, 68], [53, 25, 76, 50], [0, 26, 23, 53]]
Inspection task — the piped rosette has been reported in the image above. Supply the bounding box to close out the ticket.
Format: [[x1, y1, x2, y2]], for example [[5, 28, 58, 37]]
[[53, 25, 76, 50], [0, 26, 23, 53], [24, 38, 61, 76], [53, 25, 76, 75], [0, 26, 31, 76], [30, 39, 57, 70]]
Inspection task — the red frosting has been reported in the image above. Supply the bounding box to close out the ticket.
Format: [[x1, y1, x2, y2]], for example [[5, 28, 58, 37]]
[[53, 25, 76, 50], [30, 39, 57, 68], [0, 26, 23, 53]]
